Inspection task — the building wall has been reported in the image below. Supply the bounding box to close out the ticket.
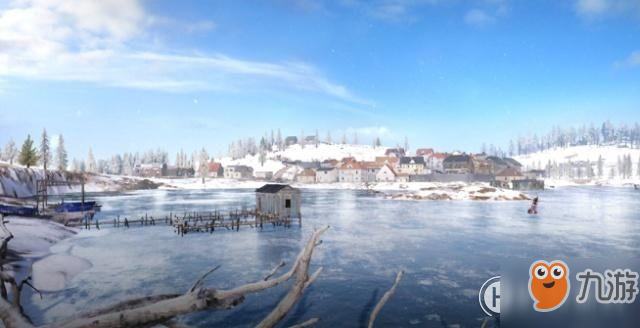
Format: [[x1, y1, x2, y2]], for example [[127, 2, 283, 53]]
[[376, 166, 396, 182], [256, 189, 301, 219], [338, 169, 362, 182], [316, 169, 338, 183]]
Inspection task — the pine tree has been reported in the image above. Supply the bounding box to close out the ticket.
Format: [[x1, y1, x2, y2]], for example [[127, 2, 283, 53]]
[[55, 134, 68, 171], [39, 129, 51, 171], [86, 148, 97, 173], [341, 133, 347, 144], [276, 129, 283, 150], [198, 148, 209, 178], [375, 137, 381, 147], [315, 129, 319, 148], [326, 131, 332, 144], [18, 135, 38, 168], [597, 155, 603, 178], [3, 139, 17, 164]]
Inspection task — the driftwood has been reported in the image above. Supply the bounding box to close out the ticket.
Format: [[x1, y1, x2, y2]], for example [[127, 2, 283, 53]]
[[0, 217, 329, 328], [256, 226, 329, 328], [368, 270, 404, 328]]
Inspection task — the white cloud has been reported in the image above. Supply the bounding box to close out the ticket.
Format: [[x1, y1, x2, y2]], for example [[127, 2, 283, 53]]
[[575, 0, 640, 19], [615, 50, 640, 68], [464, 9, 495, 27], [0, 0, 367, 105], [576, 0, 609, 16]]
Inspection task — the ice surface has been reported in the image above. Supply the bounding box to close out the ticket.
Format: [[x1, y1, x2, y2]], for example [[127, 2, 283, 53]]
[[20, 187, 640, 327]]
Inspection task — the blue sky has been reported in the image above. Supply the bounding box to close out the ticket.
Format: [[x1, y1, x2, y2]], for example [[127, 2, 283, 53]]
[[1, 0, 639, 160]]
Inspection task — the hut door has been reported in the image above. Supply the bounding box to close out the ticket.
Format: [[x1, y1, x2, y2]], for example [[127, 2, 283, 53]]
[[285, 199, 291, 208]]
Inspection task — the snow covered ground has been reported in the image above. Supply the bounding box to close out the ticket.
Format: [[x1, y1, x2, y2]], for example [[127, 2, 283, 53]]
[[216, 143, 387, 173], [2, 217, 88, 292], [515, 145, 640, 187]]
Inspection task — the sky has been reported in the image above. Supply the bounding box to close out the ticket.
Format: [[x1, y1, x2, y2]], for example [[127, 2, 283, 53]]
[[1, 0, 639, 161]]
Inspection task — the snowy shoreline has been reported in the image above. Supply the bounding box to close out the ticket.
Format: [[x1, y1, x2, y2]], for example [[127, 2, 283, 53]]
[[2, 217, 88, 293]]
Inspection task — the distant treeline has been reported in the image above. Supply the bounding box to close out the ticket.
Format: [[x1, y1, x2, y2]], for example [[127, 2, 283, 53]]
[[510, 121, 640, 156]]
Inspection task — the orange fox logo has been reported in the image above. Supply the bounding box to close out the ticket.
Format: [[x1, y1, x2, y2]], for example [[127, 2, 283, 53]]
[[528, 260, 570, 312]]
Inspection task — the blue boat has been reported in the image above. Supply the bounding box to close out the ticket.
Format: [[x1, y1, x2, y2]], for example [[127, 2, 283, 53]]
[[52, 201, 101, 225], [54, 201, 100, 213], [0, 204, 38, 216]]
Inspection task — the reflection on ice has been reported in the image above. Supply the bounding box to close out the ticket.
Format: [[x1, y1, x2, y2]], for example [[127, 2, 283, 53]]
[[24, 186, 640, 327]]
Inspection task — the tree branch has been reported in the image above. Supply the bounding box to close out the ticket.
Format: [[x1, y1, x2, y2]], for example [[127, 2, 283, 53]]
[[368, 270, 404, 328], [255, 226, 329, 328]]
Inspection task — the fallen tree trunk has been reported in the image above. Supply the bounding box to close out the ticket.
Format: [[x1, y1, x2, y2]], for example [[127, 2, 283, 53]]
[[1, 225, 330, 328]]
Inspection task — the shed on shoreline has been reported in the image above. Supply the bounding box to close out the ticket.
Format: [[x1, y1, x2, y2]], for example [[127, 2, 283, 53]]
[[255, 184, 301, 219]]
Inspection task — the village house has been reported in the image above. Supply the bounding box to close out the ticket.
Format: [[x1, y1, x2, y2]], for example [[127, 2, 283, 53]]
[[163, 165, 195, 177], [296, 168, 316, 184], [207, 162, 224, 178], [443, 154, 474, 174], [396, 173, 410, 182], [416, 148, 434, 157], [315, 167, 338, 183], [384, 148, 405, 158], [338, 160, 364, 183], [255, 184, 301, 219], [503, 158, 523, 172], [134, 163, 164, 178], [255, 171, 274, 180], [361, 162, 382, 182], [426, 153, 447, 172], [493, 167, 523, 188], [376, 164, 398, 182], [224, 165, 254, 179], [375, 156, 399, 168], [285, 136, 298, 146], [321, 159, 339, 168], [398, 156, 427, 175]]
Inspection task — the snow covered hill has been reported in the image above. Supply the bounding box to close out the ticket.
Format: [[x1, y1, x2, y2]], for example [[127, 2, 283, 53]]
[[217, 143, 387, 173], [514, 145, 640, 185]]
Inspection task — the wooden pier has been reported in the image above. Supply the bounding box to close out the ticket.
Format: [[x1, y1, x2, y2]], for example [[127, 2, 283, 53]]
[[73, 208, 302, 236]]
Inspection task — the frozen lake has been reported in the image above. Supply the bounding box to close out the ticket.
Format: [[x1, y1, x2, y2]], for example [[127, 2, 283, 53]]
[[25, 186, 640, 327]]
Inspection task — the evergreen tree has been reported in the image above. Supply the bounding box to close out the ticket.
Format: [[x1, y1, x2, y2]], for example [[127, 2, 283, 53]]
[[375, 137, 381, 147], [326, 131, 332, 144], [341, 132, 347, 144], [597, 155, 604, 178], [39, 129, 51, 171], [86, 148, 97, 173], [3, 139, 17, 164], [198, 148, 209, 178], [55, 134, 68, 171], [315, 129, 319, 148], [19, 135, 39, 168]]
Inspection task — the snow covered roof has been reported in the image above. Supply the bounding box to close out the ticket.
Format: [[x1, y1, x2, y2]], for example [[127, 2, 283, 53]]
[[443, 154, 471, 163], [399, 156, 426, 165], [256, 184, 294, 193]]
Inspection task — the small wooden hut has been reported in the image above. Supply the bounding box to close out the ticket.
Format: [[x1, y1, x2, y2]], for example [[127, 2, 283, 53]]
[[255, 184, 301, 219]]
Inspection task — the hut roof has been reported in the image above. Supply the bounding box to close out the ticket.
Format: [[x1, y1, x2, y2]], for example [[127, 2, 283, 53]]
[[256, 184, 292, 193]]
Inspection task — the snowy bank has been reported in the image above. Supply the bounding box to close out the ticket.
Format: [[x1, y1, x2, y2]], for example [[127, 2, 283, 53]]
[[3, 216, 93, 293], [376, 182, 530, 201]]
